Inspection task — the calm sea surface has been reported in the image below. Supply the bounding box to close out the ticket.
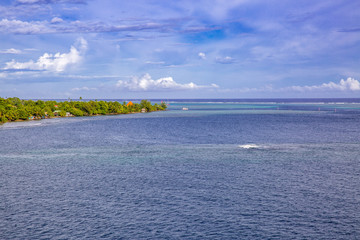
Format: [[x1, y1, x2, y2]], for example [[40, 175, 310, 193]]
[[1, 99, 360, 239]]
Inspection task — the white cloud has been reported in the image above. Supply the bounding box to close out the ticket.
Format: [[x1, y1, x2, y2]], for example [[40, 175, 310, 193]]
[[0, 17, 171, 35], [219, 78, 360, 94], [24, 48, 38, 51], [116, 73, 219, 91], [3, 37, 87, 72], [198, 52, 206, 59], [71, 86, 97, 91], [145, 61, 165, 65], [287, 78, 360, 92], [16, 0, 86, 4], [0, 18, 49, 34], [51, 17, 64, 24], [0, 48, 22, 54], [219, 85, 274, 93], [17, 0, 42, 3], [215, 56, 236, 64], [16, 0, 42, 3]]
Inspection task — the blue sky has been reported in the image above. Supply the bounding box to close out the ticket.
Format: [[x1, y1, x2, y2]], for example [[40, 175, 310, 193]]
[[0, 0, 359, 99]]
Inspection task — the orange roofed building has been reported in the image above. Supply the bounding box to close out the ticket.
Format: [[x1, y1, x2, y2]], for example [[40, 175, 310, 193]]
[[126, 101, 134, 107]]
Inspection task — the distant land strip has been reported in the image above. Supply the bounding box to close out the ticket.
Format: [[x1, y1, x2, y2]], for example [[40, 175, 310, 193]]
[[0, 97, 167, 124]]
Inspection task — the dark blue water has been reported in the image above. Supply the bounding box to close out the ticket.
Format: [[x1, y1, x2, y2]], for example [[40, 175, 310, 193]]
[[1, 100, 360, 239]]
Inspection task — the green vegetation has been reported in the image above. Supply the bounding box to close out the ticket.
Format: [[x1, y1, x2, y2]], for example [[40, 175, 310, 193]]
[[0, 97, 167, 124]]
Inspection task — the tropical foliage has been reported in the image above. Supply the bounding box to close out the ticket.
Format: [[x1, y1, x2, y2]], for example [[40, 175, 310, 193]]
[[0, 97, 167, 124]]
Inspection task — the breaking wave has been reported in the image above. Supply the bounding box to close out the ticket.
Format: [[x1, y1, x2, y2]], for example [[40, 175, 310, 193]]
[[237, 143, 328, 151], [238, 144, 261, 149]]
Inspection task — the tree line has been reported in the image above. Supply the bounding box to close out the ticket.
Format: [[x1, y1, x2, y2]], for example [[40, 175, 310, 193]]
[[0, 97, 167, 123]]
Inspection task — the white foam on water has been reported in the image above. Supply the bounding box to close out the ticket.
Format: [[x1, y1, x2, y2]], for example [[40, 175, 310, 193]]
[[237, 143, 324, 151], [238, 144, 260, 149], [0, 121, 43, 129]]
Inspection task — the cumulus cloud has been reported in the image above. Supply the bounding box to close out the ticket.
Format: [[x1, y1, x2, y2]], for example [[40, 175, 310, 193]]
[[287, 78, 360, 92], [215, 56, 236, 64], [198, 52, 206, 59], [116, 73, 219, 91], [3, 37, 87, 72], [0, 48, 22, 54]]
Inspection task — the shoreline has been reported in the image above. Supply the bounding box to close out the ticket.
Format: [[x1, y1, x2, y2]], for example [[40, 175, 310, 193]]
[[1, 109, 167, 125]]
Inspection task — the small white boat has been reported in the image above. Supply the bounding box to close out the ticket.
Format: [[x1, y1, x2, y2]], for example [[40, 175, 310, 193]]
[[182, 107, 188, 111]]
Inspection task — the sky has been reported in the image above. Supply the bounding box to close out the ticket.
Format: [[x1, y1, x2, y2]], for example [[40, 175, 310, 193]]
[[0, 0, 360, 99]]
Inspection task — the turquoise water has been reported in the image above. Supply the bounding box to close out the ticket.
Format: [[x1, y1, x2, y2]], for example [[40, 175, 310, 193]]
[[1, 101, 360, 239]]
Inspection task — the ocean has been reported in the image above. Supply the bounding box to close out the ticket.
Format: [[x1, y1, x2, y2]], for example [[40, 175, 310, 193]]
[[1, 99, 360, 239]]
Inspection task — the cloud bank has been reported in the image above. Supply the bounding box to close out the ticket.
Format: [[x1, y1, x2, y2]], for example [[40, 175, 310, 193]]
[[287, 78, 360, 92], [220, 78, 360, 94], [3, 38, 87, 72], [116, 73, 219, 91]]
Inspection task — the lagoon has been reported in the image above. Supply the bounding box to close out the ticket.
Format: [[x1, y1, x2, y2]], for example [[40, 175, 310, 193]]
[[1, 99, 360, 239]]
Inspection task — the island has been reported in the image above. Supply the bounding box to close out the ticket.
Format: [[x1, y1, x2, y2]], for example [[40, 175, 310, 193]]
[[0, 97, 167, 124]]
